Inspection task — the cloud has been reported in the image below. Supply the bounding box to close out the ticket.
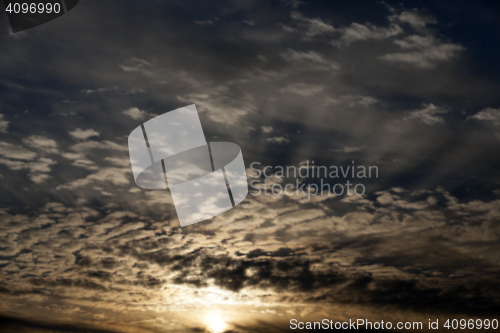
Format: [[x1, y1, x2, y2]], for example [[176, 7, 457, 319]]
[[261, 126, 273, 134], [68, 129, 100, 140], [58, 167, 130, 190], [69, 140, 128, 153], [406, 103, 449, 125], [280, 83, 324, 97], [326, 95, 378, 107], [29, 172, 52, 184], [284, 11, 336, 39], [332, 21, 402, 47], [381, 35, 465, 68], [0, 114, 9, 133], [0, 156, 56, 183], [333, 146, 365, 153], [397, 8, 437, 29], [284, 7, 403, 47], [284, 2, 460, 66], [69, 157, 99, 170], [122, 107, 149, 120], [80, 87, 145, 95], [104, 156, 131, 167], [0, 1, 499, 331], [267, 136, 290, 144], [280, 49, 340, 72], [0, 142, 37, 160], [0, 315, 120, 333], [119, 57, 157, 77], [178, 88, 256, 125], [0, 141, 57, 183], [1, 183, 500, 331], [22, 136, 59, 154], [468, 107, 500, 125]]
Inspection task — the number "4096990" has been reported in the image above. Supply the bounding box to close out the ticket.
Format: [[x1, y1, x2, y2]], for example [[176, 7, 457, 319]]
[[444, 319, 498, 330], [6, 2, 61, 14]]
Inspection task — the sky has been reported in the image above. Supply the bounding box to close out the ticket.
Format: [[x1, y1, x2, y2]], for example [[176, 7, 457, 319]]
[[0, 0, 500, 332]]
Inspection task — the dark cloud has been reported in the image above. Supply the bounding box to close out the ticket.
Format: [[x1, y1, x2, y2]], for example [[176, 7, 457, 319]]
[[0, 315, 119, 333], [1, 0, 500, 332]]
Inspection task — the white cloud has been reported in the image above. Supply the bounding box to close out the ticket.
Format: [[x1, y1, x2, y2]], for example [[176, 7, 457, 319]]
[[0, 114, 9, 133], [119, 58, 157, 77], [285, 11, 336, 39], [381, 35, 464, 68], [22, 136, 59, 154], [332, 6, 437, 46], [72, 158, 99, 170], [80, 87, 145, 95], [468, 108, 500, 125], [397, 9, 436, 29], [26, 157, 55, 173], [68, 128, 100, 140], [69, 140, 127, 153], [333, 146, 365, 153], [406, 103, 449, 125], [327, 95, 378, 107], [285, 8, 403, 47], [281, 49, 340, 72], [61, 152, 84, 160], [104, 157, 131, 167], [280, 83, 324, 97], [284, 4, 454, 60], [0, 158, 29, 170], [332, 22, 402, 47], [0, 142, 37, 160], [267, 136, 290, 144], [0, 141, 57, 183], [123, 107, 149, 120], [59, 168, 130, 190], [0, 156, 56, 183], [28, 158, 57, 183], [178, 88, 256, 125], [61, 152, 98, 170], [261, 126, 273, 134]]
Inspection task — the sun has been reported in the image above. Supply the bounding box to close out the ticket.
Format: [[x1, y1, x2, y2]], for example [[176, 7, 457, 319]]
[[206, 314, 227, 333]]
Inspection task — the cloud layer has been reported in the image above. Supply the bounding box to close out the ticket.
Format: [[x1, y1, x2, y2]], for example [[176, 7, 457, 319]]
[[0, 0, 499, 332]]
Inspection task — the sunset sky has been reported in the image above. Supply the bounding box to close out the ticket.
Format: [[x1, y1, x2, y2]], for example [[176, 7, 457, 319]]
[[0, 0, 500, 332]]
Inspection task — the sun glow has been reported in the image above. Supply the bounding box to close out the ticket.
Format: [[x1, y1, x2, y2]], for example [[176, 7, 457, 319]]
[[206, 314, 227, 333]]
